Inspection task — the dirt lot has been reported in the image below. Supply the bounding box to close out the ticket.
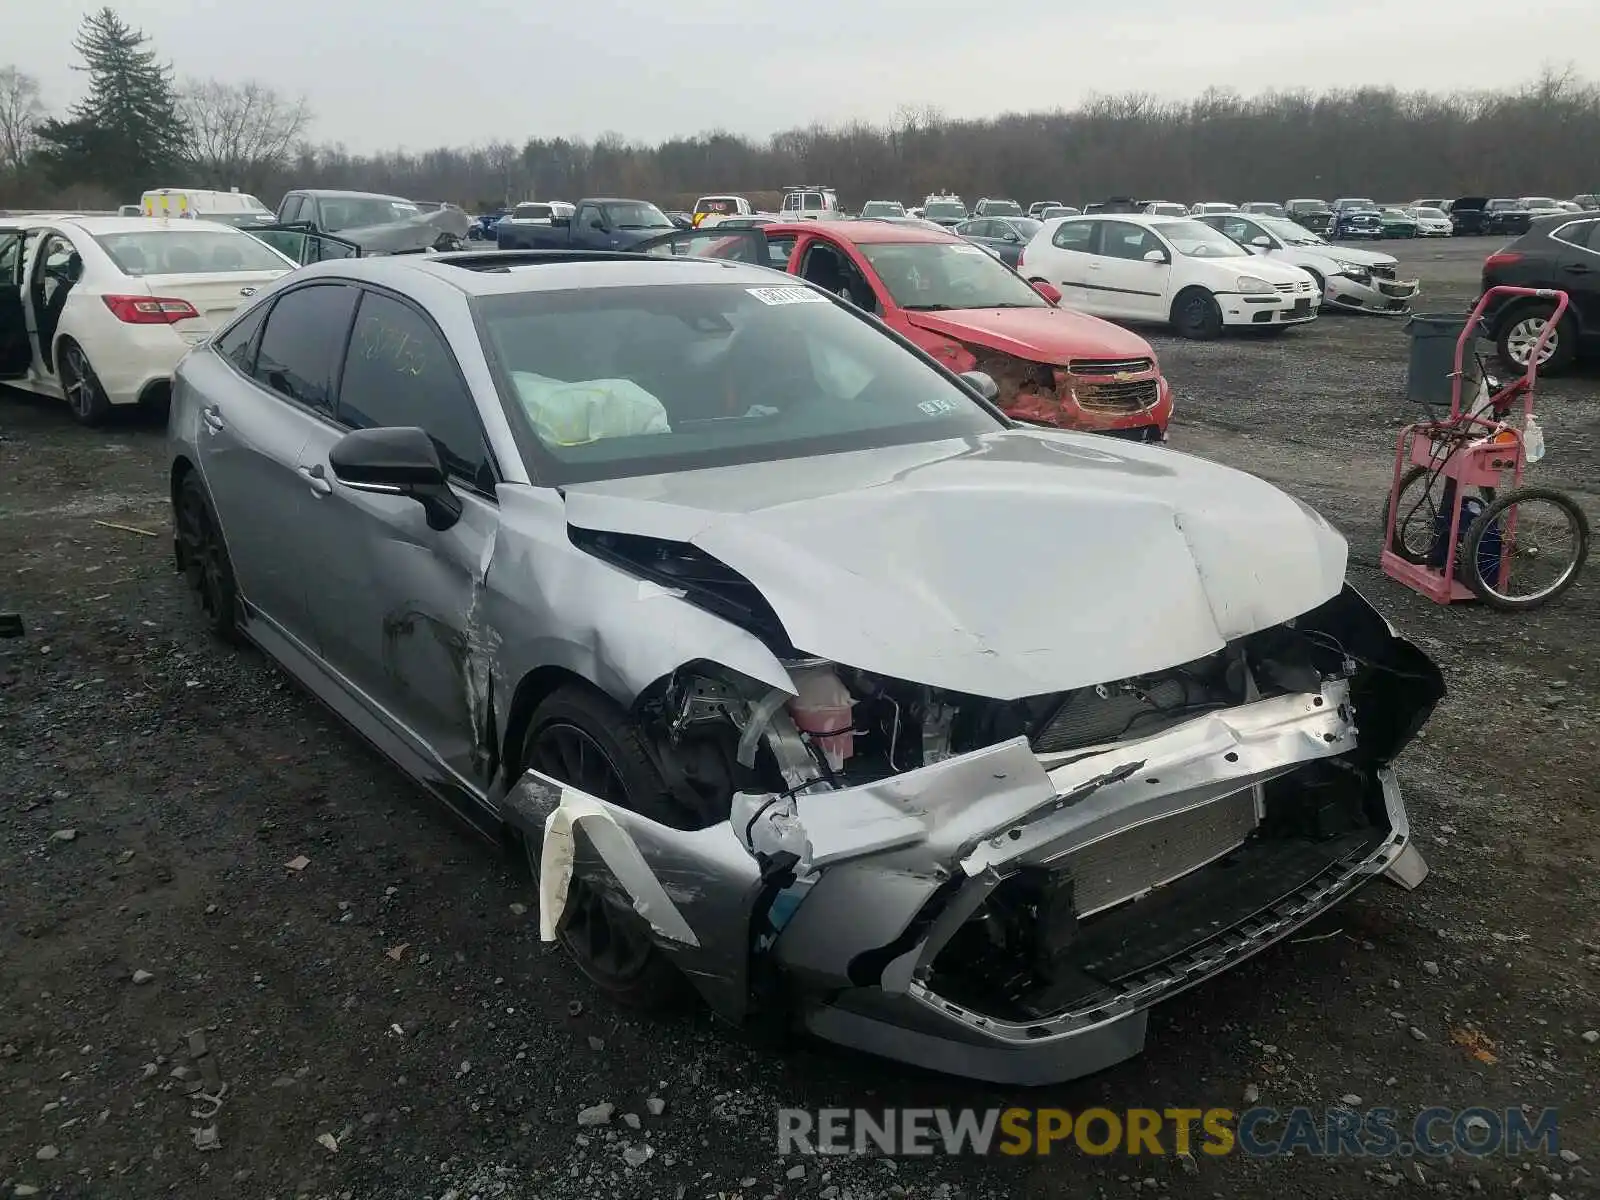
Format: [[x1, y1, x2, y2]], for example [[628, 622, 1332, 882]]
[[2, 237, 1597, 1200]]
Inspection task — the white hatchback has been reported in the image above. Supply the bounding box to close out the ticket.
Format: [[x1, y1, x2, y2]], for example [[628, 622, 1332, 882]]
[[0, 216, 294, 424], [1017, 214, 1321, 338]]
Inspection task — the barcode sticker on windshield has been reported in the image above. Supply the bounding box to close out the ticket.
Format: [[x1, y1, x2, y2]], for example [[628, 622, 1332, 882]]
[[747, 286, 828, 306]]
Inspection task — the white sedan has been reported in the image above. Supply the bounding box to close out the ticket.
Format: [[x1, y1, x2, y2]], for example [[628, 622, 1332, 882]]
[[1017, 214, 1320, 338], [1193, 211, 1422, 314], [0, 216, 294, 425]]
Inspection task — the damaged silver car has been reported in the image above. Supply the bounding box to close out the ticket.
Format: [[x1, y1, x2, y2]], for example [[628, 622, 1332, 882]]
[[168, 249, 1444, 1084]]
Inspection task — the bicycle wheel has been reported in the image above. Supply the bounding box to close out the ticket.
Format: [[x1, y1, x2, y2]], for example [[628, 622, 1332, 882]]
[[1384, 465, 1494, 566], [1460, 486, 1590, 611]]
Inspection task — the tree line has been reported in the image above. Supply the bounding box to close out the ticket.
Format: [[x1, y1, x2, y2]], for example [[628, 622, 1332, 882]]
[[3, 8, 1599, 215]]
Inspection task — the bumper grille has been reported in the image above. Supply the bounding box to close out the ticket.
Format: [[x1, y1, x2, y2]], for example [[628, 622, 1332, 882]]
[[1069, 377, 1160, 413], [1062, 789, 1259, 916], [1067, 356, 1155, 376], [1377, 279, 1417, 298]]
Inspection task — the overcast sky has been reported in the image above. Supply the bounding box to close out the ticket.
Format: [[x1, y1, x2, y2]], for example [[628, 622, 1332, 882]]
[[14, 0, 1596, 152]]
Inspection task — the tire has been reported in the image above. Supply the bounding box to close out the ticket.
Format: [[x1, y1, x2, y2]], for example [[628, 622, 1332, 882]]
[[1383, 464, 1496, 565], [173, 471, 241, 641], [516, 684, 689, 1010], [1171, 288, 1224, 340], [58, 339, 110, 427], [1459, 486, 1589, 611], [1496, 304, 1578, 375]]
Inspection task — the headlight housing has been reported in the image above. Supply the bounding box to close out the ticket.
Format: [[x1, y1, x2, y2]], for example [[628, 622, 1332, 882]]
[[1235, 275, 1275, 294], [1335, 261, 1371, 281]]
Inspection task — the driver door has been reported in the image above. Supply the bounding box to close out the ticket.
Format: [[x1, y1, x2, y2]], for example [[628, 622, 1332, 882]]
[[1090, 221, 1172, 321], [632, 227, 769, 266], [0, 226, 34, 378]]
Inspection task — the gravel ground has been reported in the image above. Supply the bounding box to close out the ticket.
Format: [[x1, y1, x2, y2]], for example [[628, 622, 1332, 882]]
[[1, 237, 1597, 1200]]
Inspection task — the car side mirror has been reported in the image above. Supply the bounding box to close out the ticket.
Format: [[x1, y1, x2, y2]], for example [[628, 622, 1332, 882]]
[[1251, 235, 1272, 248], [1143, 249, 1168, 264], [1031, 280, 1062, 305], [328, 426, 462, 531], [550, 215, 570, 228], [958, 370, 999, 402], [1004, 231, 1020, 243]]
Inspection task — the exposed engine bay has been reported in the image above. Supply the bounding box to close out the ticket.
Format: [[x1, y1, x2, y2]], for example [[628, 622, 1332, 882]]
[[505, 510, 1442, 1085]]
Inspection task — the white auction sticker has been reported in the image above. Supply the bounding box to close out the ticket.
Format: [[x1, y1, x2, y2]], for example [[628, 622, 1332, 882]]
[[747, 286, 828, 306]]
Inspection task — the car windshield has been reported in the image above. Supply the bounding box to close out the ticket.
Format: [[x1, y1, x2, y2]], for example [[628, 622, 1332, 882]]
[[1246, 203, 1285, 215], [319, 197, 421, 230], [861, 202, 905, 216], [1041, 206, 1079, 218], [857, 240, 1048, 311], [1381, 209, 1409, 218], [1154, 220, 1250, 259], [1412, 207, 1446, 219], [697, 198, 740, 215], [1340, 200, 1377, 210], [93, 229, 291, 275], [1521, 197, 1556, 208], [1254, 215, 1327, 246], [924, 202, 967, 220], [513, 204, 553, 220], [475, 281, 1000, 483], [607, 201, 673, 229], [983, 201, 1023, 216], [1147, 203, 1187, 216]]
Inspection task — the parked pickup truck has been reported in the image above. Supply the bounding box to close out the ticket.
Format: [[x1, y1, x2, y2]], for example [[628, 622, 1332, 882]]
[[495, 197, 675, 250]]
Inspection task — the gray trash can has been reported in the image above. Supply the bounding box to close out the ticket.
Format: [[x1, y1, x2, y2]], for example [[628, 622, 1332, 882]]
[[1406, 314, 1481, 409]]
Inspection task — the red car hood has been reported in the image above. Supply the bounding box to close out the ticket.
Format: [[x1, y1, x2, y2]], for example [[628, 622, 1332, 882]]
[[903, 306, 1157, 366]]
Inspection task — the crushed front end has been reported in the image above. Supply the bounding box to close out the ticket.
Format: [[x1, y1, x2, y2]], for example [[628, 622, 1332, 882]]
[[504, 585, 1442, 1085], [961, 347, 1171, 442]]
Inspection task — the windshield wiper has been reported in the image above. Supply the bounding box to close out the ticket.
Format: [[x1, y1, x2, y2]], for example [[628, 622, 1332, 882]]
[[901, 303, 956, 311]]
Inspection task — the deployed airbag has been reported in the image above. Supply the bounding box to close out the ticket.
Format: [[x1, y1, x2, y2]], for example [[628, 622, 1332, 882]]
[[512, 372, 671, 446]]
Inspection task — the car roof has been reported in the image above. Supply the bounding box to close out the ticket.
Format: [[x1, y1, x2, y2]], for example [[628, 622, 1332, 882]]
[[5, 215, 246, 235], [766, 218, 960, 244], [291, 189, 411, 202], [289, 250, 798, 298]]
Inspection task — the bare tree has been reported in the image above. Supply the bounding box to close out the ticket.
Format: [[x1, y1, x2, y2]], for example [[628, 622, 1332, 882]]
[[178, 77, 311, 194], [0, 64, 46, 174]]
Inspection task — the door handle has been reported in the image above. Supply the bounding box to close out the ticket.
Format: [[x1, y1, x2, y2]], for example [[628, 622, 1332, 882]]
[[1561, 263, 1592, 274], [201, 404, 224, 433], [297, 463, 333, 497]]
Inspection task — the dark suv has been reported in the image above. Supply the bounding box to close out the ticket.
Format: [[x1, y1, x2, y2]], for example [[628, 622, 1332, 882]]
[[1483, 199, 1534, 237], [1448, 196, 1490, 236], [1479, 213, 1600, 374], [1331, 198, 1383, 239], [1285, 198, 1334, 234]]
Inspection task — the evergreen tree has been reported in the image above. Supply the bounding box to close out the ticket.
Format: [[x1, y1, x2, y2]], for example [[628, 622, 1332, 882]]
[[35, 7, 188, 194]]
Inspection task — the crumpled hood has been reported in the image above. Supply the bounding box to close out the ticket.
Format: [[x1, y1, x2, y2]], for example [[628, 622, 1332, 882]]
[[562, 430, 1348, 699], [1294, 243, 1398, 268], [339, 208, 466, 254], [903, 306, 1159, 366]]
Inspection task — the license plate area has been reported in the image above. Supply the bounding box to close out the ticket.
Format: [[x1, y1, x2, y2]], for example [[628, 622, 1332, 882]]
[[1291, 299, 1310, 317]]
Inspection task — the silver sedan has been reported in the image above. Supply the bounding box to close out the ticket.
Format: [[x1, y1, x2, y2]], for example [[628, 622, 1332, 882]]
[[168, 250, 1443, 1084]]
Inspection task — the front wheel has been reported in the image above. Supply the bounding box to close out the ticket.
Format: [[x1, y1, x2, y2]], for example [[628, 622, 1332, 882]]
[[518, 685, 690, 1010], [1171, 288, 1223, 339], [1459, 486, 1589, 610]]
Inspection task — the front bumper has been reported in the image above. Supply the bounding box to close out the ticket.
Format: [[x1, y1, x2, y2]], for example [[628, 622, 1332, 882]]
[[1325, 273, 1421, 315], [1219, 291, 1320, 326], [504, 597, 1441, 1084]]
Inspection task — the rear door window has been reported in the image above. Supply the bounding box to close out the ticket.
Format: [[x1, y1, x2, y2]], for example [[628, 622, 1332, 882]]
[[1051, 221, 1096, 252], [251, 283, 359, 415], [1553, 220, 1598, 251]]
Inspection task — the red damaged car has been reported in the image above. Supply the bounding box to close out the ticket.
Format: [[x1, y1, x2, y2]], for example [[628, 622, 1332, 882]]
[[637, 220, 1173, 440]]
